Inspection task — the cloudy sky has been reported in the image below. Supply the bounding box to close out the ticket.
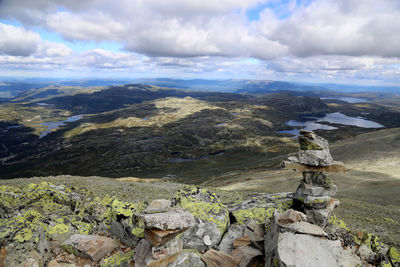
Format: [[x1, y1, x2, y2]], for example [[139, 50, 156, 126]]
[[0, 0, 399, 85]]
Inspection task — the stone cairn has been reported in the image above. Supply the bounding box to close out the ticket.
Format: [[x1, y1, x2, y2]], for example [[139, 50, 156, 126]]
[[281, 130, 346, 227]]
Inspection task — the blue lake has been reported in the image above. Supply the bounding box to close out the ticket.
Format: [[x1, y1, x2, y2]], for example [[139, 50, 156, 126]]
[[40, 115, 83, 139], [321, 97, 368, 103], [279, 112, 384, 137]]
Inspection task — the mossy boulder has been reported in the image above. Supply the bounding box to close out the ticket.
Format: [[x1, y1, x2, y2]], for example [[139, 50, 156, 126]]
[[227, 192, 293, 225], [174, 187, 230, 252]]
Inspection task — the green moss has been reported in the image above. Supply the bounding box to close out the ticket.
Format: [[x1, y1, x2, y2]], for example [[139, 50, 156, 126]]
[[299, 137, 323, 150], [232, 207, 275, 225], [101, 250, 135, 267], [387, 247, 400, 265], [179, 198, 229, 234], [328, 215, 350, 231], [47, 223, 70, 235], [131, 227, 144, 238], [14, 228, 33, 242]]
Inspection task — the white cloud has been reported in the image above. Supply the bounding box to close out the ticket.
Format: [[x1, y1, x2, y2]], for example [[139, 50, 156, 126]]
[[0, 24, 41, 56]]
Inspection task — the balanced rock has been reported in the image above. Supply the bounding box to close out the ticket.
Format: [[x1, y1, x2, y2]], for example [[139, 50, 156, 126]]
[[298, 130, 333, 166]]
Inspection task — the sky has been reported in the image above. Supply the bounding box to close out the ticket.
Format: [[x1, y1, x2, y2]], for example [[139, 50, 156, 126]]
[[0, 0, 399, 85]]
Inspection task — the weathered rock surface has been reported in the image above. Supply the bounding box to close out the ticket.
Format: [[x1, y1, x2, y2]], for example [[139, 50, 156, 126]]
[[62, 234, 118, 262], [138, 208, 195, 230], [266, 231, 362, 267], [145, 228, 186, 246], [168, 250, 206, 267], [231, 245, 262, 267], [143, 199, 171, 214], [233, 236, 251, 249], [298, 130, 333, 166], [201, 249, 238, 267], [218, 225, 245, 254], [133, 239, 152, 267]]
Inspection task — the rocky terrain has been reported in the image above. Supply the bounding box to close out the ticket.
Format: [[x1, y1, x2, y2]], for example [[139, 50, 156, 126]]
[[1, 132, 399, 267]]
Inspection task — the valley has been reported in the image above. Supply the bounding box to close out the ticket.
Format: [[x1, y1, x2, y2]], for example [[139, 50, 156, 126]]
[[0, 82, 400, 247]]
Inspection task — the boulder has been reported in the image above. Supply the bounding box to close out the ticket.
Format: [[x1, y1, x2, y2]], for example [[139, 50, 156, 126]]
[[62, 234, 118, 262], [143, 199, 171, 214], [201, 249, 238, 267], [138, 208, 195, 230], [218, 225, 245, 254], [231, 246, 262, 267], [168, 250, 206, 267], [298, 131, 333, 166]]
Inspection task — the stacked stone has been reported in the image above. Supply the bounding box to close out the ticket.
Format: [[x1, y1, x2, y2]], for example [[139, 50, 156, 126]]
[[136, 199, 197, 266], [281, 130, 346, 227]]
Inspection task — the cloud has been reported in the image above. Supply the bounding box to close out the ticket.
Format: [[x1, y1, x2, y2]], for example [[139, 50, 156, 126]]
[[0, 23, 41, 56]]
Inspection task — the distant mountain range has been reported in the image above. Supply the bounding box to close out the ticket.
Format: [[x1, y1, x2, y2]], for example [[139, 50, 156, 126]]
[[0, 78, 398, 99]]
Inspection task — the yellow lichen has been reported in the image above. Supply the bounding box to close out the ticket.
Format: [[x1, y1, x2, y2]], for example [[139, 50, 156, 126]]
[[232, 207, 275, 225]]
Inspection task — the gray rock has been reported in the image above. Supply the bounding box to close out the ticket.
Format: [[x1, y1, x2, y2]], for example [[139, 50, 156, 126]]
[[299, 149, 333, 166], [133, 239, 152, 267], [295, 181, 336, 198], [305, 198, 340, 228], [218, 225, 245, 255], [265, 229, 362, 267], [244, 221, 265, 242], [145, 238, 182, 267], [110, 221, 140, 247], [62, 234, 118, 262], [168, 250, 206, 267], [298, 131, 333, 166], [302, 195, 331, 209], [231, 246, 262, 267], [37, 227, 51, 266], [139, 208, 195, 230], [279, 221, 327, 237], [178, 220, 222, 252], [144, 199, 171, 214]]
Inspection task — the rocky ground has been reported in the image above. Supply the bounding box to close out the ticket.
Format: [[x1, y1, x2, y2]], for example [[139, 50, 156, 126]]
[[1, 179, 399, 267]]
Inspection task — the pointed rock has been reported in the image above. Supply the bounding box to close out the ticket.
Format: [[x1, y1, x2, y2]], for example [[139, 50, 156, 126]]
[[201, 249, 238, 267]]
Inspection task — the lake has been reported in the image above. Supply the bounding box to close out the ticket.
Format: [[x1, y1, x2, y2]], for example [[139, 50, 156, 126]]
[[279, 112, 384, 136], [320, 97, 368, 103], [40, 115, 83, 139]]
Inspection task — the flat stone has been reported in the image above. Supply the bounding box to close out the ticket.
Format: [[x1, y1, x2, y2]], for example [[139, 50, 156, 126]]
[[277, 209, 303, 225], [218, 225, 245, 254], [281, 160, 346, 173], [146, 253, 180, 267], [231, 246, 262, 267], [280, 221, 328, 237], [201, 249, 238, 267], [233, 236, 252, 249], [143, 199, 171, 214], [62, 234, 118, 262], [139, 208, 195, 230], [243, 221, 264, 242], [145, 228, 186, 246]]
